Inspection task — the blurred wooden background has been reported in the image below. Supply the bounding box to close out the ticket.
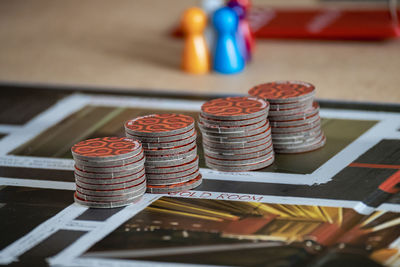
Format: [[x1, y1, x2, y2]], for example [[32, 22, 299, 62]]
[[0, 0, 399, 102]]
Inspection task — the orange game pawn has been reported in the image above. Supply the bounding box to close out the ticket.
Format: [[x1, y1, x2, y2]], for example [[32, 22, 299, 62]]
[[181, 7, 210, 74]]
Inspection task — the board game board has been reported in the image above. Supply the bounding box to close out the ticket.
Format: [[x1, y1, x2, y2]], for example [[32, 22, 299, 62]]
[[0, 84, 399, 267]]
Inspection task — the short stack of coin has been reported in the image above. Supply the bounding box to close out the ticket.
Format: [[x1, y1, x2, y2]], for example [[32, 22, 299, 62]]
[[71, 137, 146, 208], [125, 114, 202, 193], [248, 81, 326, 153], [199, 96, 274, 171]]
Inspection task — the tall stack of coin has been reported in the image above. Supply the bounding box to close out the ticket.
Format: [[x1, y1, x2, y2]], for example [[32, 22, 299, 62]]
[[249, 81, 325, 153], [71, 137, 146, 208], [199, 96, 274, 171], [125, 114, 202, 193]]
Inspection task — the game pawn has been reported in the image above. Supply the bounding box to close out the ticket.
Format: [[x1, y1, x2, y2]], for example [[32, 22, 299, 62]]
[[212, 7, 245, 74], [200, 0, 225, 57], [181, 7, 210, 74], [228, 0, 254, 57], [227, 0, 249, 62]]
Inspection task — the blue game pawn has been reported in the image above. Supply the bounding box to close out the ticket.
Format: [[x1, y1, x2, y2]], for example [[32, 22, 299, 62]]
[[212, 7, 245, 74]]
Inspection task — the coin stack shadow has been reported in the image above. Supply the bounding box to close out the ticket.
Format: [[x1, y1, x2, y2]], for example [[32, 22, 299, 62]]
[[72, 137, 146, 208], [124, 114, 202, 193], [249, 81, 326, 153], [199, 96, 274, 172]]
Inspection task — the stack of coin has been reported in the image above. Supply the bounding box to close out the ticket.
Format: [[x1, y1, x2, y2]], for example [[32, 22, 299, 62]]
[[125, 114, 202, 193], [71, 137, 146, 208], [249, 81, 326, 153], [199, 96, 274, 171]]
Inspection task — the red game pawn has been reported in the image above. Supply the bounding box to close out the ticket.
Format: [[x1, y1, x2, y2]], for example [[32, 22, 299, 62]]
[[227, 1, 249, 62], [181, 7, 210, 74], [228, 0, 254, 58]]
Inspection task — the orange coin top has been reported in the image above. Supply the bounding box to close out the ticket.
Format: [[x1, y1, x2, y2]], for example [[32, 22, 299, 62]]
[[201, 96, 268, 118]]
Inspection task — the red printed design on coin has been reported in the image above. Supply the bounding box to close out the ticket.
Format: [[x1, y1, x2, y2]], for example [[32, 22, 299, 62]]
[[125, 114, 194, 134], [248, 81, 315, 101], [201, 97, 268, 118], [72, 137, 141, 158]]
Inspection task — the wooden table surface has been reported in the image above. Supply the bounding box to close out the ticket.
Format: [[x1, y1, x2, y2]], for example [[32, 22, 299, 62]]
[[0, 0, 399, 102]]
